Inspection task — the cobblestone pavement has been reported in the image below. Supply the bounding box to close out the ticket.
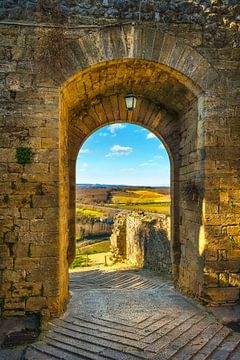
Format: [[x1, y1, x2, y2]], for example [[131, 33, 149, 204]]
[[23, 269, 240, 359]]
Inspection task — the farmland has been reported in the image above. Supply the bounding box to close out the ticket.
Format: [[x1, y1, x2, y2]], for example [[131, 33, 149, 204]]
[[76, 186, 171, 216], [110, 189, 170, 215]]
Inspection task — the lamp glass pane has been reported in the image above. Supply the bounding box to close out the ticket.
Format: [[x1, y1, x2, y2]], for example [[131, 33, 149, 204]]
[[125, 96, 133, 110], [132, 96, 137, 109]]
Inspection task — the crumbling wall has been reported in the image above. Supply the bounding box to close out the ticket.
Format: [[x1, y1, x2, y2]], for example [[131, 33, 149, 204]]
[[110, 212, 171, 273], [110, 214, 127, 258]]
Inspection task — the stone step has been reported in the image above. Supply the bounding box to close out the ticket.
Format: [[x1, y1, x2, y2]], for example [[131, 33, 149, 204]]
[[146, 314, 205, 352], [208, 332, 240, 360], [22, 270, 240, 360], [172, 322, 223, 360]]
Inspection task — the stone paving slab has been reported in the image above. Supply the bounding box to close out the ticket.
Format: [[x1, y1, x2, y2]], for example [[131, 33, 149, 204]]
[[2, 269, 240, 360]]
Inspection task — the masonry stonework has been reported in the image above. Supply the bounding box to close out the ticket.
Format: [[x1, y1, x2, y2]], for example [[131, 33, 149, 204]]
[[110, 212, 172, 273], [0, 1, 239, 320]]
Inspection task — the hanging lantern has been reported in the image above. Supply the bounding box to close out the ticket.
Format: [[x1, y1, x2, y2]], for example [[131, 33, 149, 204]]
[[124, 93, 137, 111]]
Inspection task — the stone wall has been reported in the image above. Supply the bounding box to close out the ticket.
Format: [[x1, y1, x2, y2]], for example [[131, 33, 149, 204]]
[[0, 0, 239, 319], [0, 1, 239, 31], [110, 212, 172, 273], [76, 221, 113, 239], [110, 214, 127, 258]]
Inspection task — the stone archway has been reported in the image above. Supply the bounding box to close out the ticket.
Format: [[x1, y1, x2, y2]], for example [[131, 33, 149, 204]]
[[58, 55, 208, 314], [1, 23, 239, 321]]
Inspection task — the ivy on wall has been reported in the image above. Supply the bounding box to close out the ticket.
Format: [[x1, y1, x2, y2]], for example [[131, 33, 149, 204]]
[[16, 147, 32, 165]]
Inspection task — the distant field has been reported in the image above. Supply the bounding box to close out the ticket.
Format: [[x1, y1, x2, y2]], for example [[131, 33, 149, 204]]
[[76, 208, 104, 217], [76, 186, 171, 216], [109, 203, 170, 215], [110, 189, 170, 215], [112, 190, 170, 203]]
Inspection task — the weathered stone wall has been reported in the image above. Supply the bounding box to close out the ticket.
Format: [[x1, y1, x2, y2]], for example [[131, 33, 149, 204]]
[[76, 221, 112, 239], [0, 1, 239, 30], [110, 212, 172, 273], [0, 0, 239, 319], [110, 213, 127, 258]]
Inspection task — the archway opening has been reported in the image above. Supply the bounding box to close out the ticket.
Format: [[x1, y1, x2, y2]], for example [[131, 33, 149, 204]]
[[59, 58, 205, 313], [72, 123, 171, 273]]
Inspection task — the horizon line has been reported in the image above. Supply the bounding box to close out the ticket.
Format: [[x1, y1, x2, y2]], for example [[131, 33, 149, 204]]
[[76, 183, 170, 187]]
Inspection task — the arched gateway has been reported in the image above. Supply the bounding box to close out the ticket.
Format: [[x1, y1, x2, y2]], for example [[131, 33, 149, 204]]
[[0, 23, 239, 320]]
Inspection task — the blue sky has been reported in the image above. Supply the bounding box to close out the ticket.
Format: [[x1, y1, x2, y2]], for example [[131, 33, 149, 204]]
[[76, 123, 170, 186]]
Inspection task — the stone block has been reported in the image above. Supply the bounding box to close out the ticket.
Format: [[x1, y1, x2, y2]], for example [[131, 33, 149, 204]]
[[204, 250, 218, 262], [24, 163, 49, 174], [205, 260, 240, 273], [41, 138, 58, 149], [229, 273, 240, 287], [26, 296, 47, 312], [205, 288, 240, 304], [14, 258, 40, 271], [217, 249, 227, 261], [4, 298, 25, 310], [227, 250, 240, 261], [0, 257, 13, 270], [15, 219, 30, 232], [14, 243, 29, 258], [203, 272, 218, 288], [2, 270, 26, 283], [30, 219, 58, 232], [31, 244, 57, 258], [227, 226, 239, 236], [3, 310, 26, 317], [32, 195, 58, 208], [20, 208, 43, 219]]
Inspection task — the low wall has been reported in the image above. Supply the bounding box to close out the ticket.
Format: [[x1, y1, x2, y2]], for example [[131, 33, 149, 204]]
[[110, 212, 171, 273], [76, 221, 113, 239]]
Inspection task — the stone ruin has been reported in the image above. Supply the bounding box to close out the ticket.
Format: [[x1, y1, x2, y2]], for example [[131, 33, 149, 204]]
[[110, 212, 172, 273]]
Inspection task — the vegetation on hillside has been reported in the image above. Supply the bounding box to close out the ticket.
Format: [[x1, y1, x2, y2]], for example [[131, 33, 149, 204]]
[[70, 240, 110, 268], [76, 186, 171, 216], [110, 189, 170, 215], [76, 208, 103, 217]]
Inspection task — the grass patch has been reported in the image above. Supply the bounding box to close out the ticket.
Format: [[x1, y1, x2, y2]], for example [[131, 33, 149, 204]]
[[70, 255, 86, 268], [79, 240, 110, 254], [70, 240, 110, 269], [76, 208, 103, 217]]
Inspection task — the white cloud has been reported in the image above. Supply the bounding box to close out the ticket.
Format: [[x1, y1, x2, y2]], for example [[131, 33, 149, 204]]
[[158, 143, 165, 149], [154, 155, 164, 160], [108, 124, 126, 134], [106, 144, 133, 157], [146, 132, 157, 140], [80, 148, 90, 154], [99, 132, 108, 137]]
